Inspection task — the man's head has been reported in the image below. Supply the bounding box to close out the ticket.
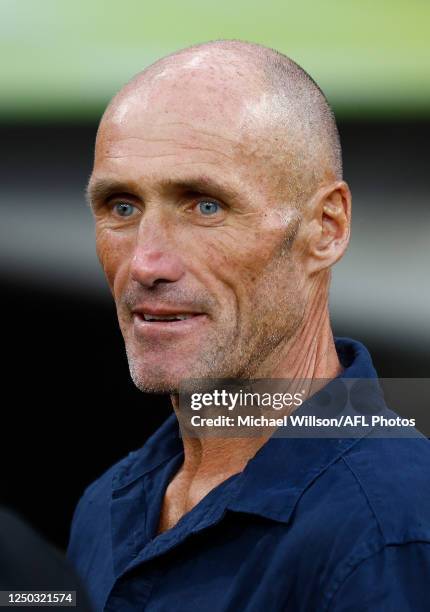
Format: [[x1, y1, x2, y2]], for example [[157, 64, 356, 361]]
[[87, 40, 351, 393]]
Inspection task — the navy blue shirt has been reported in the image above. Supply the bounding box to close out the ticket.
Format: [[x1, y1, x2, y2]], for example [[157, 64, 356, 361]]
[[68, 338, 430, 611]]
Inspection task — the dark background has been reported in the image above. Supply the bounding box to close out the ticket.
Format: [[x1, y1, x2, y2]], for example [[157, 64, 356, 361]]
[[1, 119, 429, 550]]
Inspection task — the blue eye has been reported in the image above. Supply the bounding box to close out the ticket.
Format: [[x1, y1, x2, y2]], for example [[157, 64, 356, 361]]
[[198, 200, 220, 215], [114, 202, 135, 217]]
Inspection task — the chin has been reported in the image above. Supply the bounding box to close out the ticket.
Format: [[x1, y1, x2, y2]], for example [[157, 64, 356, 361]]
[[127, 363, 179, 394], [124, 340, 235, 394], [127, 352, 198, 394], [131, 378, 179, 395]]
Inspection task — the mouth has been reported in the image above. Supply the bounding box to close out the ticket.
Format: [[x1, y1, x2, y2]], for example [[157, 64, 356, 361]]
[[141, 313, 196, 322], [131, 306, 207, 335]]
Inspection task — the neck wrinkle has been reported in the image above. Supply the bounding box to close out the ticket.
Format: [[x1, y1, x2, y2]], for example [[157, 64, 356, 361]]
[[170, 272, 341, 488]]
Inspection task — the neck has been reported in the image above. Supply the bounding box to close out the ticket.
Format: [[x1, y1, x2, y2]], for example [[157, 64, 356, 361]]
[[169, 274, 341, 501]]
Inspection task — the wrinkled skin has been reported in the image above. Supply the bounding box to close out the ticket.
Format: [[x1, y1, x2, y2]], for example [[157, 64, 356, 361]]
[[89, 54, 348, 393], [88, 47, 351, 531]]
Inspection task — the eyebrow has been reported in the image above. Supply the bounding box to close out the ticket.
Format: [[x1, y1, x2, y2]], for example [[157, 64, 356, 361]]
[[85, 180, 133, 208], [86, 176, 241, 208]]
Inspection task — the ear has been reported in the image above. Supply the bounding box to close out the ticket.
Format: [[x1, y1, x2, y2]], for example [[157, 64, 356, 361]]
[[306, 181, 351, 274]]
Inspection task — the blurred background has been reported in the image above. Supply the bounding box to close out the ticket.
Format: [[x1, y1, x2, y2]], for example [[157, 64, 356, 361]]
[[1, 0, 429, 550]]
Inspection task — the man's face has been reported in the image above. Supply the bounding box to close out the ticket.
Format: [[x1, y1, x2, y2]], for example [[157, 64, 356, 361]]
[[89, 66, 308, 392]]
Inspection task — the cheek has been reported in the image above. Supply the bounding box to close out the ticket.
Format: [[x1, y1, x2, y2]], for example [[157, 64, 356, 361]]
[[95, 227, 134, 298], [193, 230, 257, 285], [192, 226, 287, 316], [211, 226, 287, 284]]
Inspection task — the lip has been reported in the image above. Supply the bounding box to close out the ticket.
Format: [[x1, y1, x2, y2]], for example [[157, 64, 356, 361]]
[[131, 307, 207, 336], [131, 305, 202, 318]]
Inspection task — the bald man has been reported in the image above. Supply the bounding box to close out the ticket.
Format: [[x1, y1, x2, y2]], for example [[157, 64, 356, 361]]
[[68, 41, 430, 611]]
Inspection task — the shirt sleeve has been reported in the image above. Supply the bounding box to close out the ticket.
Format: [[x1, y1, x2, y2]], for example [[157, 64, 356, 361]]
[[328, 541, 430, 612]]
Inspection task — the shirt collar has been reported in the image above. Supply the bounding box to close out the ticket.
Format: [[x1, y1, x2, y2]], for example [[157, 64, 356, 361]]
[[111, 414, 182, 493], [226, 337, 380, 523], [113, 337, 380, 525]]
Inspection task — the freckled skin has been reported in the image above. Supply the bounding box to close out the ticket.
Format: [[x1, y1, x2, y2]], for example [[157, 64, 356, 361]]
[[93, 75, 307, 391], [88, 44, 352, 532]]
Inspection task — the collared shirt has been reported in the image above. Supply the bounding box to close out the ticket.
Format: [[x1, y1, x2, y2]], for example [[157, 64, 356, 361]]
[[68, 338, 430, 611]]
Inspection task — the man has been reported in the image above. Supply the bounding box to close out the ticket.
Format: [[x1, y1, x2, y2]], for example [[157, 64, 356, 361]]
[[68, 40, 430, 610]]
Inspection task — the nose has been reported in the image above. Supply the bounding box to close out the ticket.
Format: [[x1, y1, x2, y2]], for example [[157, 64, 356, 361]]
[[129, 218, 185, 288]]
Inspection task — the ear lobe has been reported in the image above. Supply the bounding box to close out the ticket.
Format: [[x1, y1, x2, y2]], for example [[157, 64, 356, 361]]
[[309, 181, 351, 271]]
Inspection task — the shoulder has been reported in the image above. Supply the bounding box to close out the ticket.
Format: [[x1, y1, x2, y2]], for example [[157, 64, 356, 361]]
[[67, 413, 180, 556], [296, 434, 430, 543], [323, 539, 430, 611], [74, 449, 138, 506], [66, 446, 153, 594], [296, 435, 430, 610], [321, 435, 430, 610], [307, 434, 430, 550], [286, 437, 430, 611], [66, 452, 134, 563], [71, 413, 180, 515], [341, 434, 430, 543]]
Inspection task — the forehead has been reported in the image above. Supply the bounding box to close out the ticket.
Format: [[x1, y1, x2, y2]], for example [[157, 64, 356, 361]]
[[92, 58, 287, 198], [98, 58, 274, 156], [108, 53, 259, 129]]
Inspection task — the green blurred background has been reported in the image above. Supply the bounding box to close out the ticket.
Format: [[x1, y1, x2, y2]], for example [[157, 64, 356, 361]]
[[2, 0, 430, 120], [1, 1, 429, 548]]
